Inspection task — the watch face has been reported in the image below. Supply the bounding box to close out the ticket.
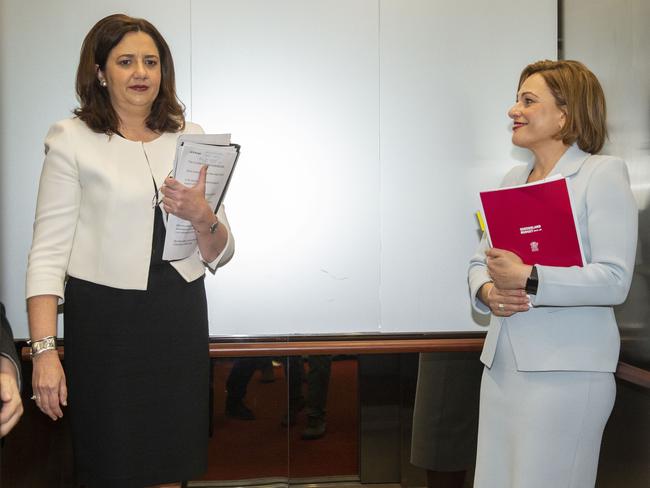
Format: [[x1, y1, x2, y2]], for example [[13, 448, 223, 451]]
[[525, 276, 538, 295]]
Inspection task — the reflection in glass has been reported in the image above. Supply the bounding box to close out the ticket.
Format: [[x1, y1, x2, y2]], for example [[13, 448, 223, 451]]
[[202, 357, 289, 482], [199, 355, 359, 484], [287, 355, 359, 480], [411, 352, 483, 488], [285, 355, 332, 440]]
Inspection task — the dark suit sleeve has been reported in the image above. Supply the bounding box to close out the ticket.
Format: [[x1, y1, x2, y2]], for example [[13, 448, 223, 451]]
[[1, 302, 22, 391]]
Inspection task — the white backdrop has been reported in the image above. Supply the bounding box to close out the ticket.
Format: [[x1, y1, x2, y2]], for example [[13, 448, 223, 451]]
[[0, 0, 556, 338]]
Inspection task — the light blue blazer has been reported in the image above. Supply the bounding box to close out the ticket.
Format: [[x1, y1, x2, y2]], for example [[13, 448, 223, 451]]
[[469, 145, 638, 372]]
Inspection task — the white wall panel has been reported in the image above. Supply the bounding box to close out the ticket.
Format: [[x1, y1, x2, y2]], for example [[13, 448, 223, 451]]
[[378, 0, 556, 331], [191, 1, 380, 335]]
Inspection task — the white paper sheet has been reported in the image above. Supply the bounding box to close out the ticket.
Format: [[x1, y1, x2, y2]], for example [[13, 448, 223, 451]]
[[162, 135, 239, 261]]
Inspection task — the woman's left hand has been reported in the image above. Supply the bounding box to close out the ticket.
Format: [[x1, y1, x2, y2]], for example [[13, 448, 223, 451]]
[[160, 165, 213, 225], [486, 248, 532, 290]]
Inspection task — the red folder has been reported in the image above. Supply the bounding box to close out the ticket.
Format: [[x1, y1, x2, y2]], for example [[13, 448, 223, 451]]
[[479, 176, 585, 267]]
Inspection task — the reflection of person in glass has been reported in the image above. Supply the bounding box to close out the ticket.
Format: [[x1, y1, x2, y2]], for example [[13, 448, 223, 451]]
[[284, 355, 332, 440], [225, 358, 274, 420], [468, 60, 637, 487], [1, 303, 23, 438], [25, 14, 234, 487], [410, 351, 482, 488]]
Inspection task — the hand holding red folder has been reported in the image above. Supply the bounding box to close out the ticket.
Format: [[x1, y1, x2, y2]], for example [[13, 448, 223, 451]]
[[486, 248, 532, 290]]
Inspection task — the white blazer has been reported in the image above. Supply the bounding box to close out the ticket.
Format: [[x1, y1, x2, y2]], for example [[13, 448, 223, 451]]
[[26, 117, 234, 300], [468, 145, 638, 372]]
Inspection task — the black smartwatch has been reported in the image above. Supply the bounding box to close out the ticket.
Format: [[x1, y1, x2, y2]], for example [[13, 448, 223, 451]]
[[525, 265, 539, 295]]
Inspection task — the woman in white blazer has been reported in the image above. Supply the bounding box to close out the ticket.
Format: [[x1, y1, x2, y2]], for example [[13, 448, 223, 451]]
[[468, 60, 637, 488], [25, 14, 234, 488]]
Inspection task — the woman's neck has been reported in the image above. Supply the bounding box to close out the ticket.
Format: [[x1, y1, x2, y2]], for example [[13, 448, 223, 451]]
[[528, 142, 570, 182], [115, 107, 158, 142]]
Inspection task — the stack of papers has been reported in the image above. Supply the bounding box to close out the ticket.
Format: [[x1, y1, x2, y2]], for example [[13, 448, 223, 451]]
[[162, 134, 240, 261]]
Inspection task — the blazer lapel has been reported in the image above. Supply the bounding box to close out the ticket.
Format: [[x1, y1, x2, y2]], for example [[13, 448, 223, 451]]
[[514, 144, 591, 185], [549, 144, 591, 178]]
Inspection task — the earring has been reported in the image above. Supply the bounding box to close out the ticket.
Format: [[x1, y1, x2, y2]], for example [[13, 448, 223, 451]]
[[100, 80, 107, 87]]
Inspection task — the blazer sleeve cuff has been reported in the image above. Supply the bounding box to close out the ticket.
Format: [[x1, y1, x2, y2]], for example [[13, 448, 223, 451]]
[[201, 205, 235, 272], [202, 231, 234, 272], [470, 277, 492, 315]]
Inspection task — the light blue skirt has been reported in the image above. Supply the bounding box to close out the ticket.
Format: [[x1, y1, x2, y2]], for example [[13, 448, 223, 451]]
[[474, 323, 616, 488]]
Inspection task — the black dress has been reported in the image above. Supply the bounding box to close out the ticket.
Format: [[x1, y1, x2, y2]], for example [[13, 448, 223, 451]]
[[64, 207, 209, 487]]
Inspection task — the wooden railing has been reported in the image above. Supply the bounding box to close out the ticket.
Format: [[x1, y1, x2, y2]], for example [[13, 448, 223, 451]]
[[20, 334, 650, 388]]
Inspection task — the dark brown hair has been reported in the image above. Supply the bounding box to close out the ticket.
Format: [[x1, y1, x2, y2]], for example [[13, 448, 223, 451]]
[[518, 60, 607, 154], [74, 14, 185, 134]]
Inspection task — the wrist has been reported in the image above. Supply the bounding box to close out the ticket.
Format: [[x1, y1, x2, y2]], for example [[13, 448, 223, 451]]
[[0, 370, 18, 386], [192, 207, 218, 234], [32, 348, 58, 359], [479, 282, 494, 304], [0, 357, 18, 376], [28, 335, 57, 358], [520, 264, 533, 288]]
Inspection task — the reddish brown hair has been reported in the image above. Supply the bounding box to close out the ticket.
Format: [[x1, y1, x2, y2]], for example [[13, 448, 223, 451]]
[[74, 14, 185, 134], [518, 60, 607, 154]]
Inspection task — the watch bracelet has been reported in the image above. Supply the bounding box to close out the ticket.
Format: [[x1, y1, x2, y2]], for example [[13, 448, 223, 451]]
[[29, 335, 57, 357], [525, 266, 539, 295]]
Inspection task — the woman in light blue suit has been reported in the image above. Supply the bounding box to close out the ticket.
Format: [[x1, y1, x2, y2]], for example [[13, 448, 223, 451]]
[[468, 60, 638, 488]]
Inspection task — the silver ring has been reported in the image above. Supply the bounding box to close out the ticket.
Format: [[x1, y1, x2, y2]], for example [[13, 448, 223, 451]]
[[31, 394, 39, 401], [498, 303, 505, 311]]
